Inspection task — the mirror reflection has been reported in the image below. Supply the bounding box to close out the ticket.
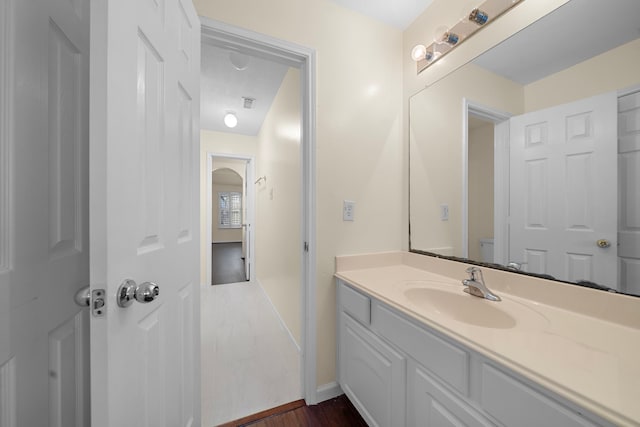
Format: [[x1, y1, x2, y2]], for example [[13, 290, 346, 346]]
[[409, 0, 640, 296]]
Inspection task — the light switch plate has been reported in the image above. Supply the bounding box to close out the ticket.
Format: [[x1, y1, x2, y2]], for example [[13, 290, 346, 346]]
[[343, 200, 355, 221], [440, 204, 449, 221]]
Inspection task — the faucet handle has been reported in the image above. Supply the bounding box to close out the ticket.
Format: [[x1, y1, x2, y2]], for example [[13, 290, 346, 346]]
[[465, 266, 480, 278], [465, 266, 484, 282]]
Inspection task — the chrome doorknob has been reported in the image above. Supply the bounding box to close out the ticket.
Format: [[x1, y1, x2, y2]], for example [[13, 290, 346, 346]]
[[135, 281, 160, 303], [74, 286, 91, 307], [117, 279, 160, 307]]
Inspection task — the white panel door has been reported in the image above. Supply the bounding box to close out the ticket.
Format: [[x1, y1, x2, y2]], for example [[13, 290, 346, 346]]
[[618, 91, 640, 295], [1, 0, 90, 425], [89, 0, 201, 426], [509, 92, 617, 288], [243, 161, 251, 281]]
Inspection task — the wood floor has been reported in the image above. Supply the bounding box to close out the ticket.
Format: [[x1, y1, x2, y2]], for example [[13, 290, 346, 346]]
[[217, 395, 367, 427], [212, 242, 247, 285]]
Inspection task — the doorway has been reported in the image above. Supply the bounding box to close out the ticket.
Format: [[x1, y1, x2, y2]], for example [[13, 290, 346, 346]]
[[462, 99, 511, 263], [209, 156, 253, 285], [200, 18, 317, 425]]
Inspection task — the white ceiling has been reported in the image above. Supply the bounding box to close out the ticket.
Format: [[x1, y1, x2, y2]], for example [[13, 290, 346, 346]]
[[200, 42, 289, 136], [473, 0, 640, 84], [328, 0, 434, 30]]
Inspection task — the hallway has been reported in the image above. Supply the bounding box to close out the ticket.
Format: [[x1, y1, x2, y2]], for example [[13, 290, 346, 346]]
[[201, 281, 302, 426]]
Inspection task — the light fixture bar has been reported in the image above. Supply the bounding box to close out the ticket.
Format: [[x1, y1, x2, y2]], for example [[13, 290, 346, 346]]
[[413, 0, 525, 74]]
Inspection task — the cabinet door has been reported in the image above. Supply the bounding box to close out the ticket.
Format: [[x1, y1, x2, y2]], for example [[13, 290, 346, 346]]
[[339, 312, 406, 427], [408, 360, 492, 427]]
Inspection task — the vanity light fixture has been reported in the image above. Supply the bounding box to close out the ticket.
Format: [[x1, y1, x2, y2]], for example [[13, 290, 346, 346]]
[[411, 0, 525, 74], [469, 8, 489, 25], [442, 32, 460, 46], [411, 44, 437, 63], [223, 112, 238, 128], [411, 44, 428, 61]]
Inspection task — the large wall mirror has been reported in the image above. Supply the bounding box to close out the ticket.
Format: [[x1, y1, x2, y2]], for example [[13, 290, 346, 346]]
[[409, 0, 640, 296]]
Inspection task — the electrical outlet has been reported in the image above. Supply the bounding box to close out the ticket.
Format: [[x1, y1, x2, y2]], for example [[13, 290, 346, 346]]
[[440, 204, 449, 221], [343, 200, 355, 221]]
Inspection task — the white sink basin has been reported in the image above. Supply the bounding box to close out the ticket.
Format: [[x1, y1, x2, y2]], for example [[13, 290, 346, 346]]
[[398, 281, 548, 330]]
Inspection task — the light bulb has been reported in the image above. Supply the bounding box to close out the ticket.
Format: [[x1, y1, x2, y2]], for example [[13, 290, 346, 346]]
[[411, 44, 427, 62], [224, 112, 238, 128]]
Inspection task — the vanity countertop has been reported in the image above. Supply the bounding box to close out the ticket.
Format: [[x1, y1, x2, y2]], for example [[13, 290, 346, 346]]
[[335, 251, 640, 427]]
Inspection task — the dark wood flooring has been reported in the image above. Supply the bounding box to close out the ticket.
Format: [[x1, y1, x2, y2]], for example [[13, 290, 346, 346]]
[[212, 242, 247, 285], [217, 395, 367, 427]]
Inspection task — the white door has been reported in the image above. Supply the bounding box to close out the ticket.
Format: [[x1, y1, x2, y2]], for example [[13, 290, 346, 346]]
[[89, 0, 201, 426], [509, 92, 617, 287], [1, 0, 90, 425], [618, 90, 640, 295], [243, 161, 252, 281]]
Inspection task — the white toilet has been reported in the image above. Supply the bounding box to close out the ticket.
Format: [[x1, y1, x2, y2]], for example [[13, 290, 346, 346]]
[[479, 238, 494, 263]]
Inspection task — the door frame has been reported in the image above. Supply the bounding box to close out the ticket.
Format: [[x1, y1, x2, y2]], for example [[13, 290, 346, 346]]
[[462, 99, 511, 261], [206, 153, 255, 282], [200, 17, 318, 404]]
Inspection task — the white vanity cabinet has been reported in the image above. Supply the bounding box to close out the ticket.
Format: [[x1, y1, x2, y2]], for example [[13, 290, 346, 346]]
[[337, 281, 406, 427], [336, 279, 613, 427]]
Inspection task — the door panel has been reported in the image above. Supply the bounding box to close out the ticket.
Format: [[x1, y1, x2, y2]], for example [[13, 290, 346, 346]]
[[1, 0, 91, 425], [509, 92, 618, 288], [618, 91, 640, 295], [89, 0, 201, 426]]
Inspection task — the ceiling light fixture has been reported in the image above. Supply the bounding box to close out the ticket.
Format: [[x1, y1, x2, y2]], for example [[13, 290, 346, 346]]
[[224, 112, 238, 128], [411, 0, 525, 74], [229, 51, 249, 71]]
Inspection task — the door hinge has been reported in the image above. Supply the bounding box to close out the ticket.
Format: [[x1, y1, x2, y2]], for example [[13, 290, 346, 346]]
[[304, 241, 309, 252]]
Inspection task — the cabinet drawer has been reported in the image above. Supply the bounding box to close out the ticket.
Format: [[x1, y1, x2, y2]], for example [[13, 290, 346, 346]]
[[480, 363, 599, 427], [338, 281, 371, 325], [372, 302, 469, 396]]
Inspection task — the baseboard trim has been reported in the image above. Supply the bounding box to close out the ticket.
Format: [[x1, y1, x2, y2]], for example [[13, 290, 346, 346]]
[[316, 382, 343, 403], [256, 280, 301, 353], [217, 399, 306, 427]]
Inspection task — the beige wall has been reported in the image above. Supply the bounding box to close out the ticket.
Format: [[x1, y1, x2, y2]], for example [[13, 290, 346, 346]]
[[255, 68, 302, 345], [195, 0, 405, 387], [213, 159, 246, 181], [200, 131, 257, 284], [468, 121, 494, 261], [524, 38, 640, 112]]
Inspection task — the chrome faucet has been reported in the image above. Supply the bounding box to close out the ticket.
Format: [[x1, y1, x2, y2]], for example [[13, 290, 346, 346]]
[[462, 267, 501, 301]]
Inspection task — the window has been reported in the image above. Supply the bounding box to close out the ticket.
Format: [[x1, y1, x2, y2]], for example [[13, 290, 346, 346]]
[[218, 191, 242, 229]]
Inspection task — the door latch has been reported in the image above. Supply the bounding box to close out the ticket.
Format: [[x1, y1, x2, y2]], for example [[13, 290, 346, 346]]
[[74, 286, 106, 318], [92, 289, 106, 317]]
